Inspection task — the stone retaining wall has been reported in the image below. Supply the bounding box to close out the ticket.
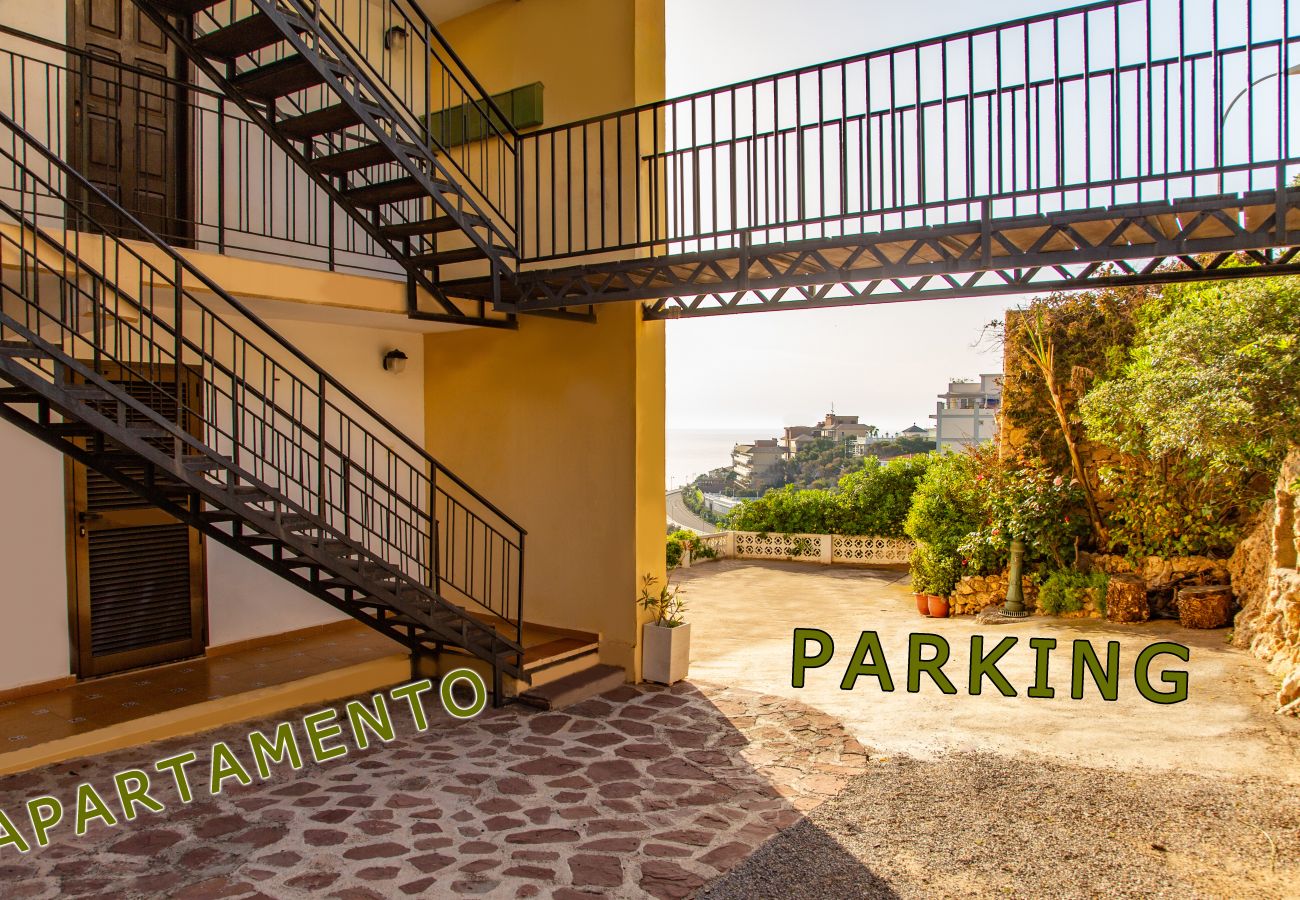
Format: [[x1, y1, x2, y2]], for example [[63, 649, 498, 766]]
[[1230, 449, 1300, 715]]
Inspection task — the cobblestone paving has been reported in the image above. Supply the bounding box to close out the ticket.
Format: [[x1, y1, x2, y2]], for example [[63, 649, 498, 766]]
[[0, 681, 869, 898]]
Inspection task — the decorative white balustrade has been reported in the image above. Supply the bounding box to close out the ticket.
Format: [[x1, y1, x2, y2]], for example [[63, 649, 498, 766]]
[[684, 531, 913, 567]]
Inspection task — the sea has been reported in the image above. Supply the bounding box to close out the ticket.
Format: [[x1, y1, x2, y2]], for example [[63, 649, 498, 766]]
[[665, 427, 777, 491]]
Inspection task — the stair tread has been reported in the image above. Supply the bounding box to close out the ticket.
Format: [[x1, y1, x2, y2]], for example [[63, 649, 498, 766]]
[[0, 340, 47, 357], [342, 177, 429, 208], [379, 214, 484, 240], [151, 0, 224, 13], [314, 142, 410, 175], [519, 664, 625, 711], [182, 455, 232, 470], [413, 245, 490, 267], [278, 103, 365, 141], [194, 13, 295, 60], [523, 637, 599, 670], [437, 275, 522, 300], [233, 55, 325, 101]]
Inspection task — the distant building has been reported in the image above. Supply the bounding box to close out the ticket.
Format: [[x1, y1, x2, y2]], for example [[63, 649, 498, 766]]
[[782, 426, 820, 458], [813, 412, 874, 443], [851, 423, 936, 456], [783, 413, 873, 458], [732, 439, 785, 492], [932, 374, 1002, 451]]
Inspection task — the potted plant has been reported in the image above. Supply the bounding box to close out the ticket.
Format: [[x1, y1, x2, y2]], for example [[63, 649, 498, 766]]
[[639, 573, 690, 684], [927, 592, 951, 618], [911, 573, 931, 616]]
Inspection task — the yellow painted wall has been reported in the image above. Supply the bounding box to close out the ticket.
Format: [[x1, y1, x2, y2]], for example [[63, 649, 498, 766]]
[[428, 0, 666, 677], [439, 0, 649, 126], [424, 304, 664, 677]]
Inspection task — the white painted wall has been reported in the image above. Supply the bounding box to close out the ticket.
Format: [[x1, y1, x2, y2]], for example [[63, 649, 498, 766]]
[[203, 316, 426, 648], [0, 424, 72, 690]]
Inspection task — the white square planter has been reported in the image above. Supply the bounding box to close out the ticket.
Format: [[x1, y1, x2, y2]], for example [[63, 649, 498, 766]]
[[642, 622, 691, 685]]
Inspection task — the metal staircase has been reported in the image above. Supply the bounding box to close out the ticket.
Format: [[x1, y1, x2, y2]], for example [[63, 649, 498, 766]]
[[134, 0, 520, 322], [0, 111, 527, 699]]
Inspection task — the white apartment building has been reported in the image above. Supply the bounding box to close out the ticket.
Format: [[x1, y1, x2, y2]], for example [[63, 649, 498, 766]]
[[932, 374, 1002, 451]]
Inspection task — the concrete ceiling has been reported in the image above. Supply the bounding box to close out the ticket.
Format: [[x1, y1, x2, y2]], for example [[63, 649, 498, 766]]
[[416, 0, 502, 25]]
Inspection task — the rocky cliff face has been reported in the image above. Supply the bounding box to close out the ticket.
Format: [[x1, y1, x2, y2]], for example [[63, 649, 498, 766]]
[[1230, 449, 1300, 715]]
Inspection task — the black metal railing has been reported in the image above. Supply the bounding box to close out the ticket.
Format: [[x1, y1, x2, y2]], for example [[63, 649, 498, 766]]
[[0, 24, 404, 277], [189, 0, 519, 255], [0, 109, 525, 641], [518, 0, 1300, 262]]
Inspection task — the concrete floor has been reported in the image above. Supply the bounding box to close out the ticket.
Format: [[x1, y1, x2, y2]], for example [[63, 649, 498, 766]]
[[679, 560, 1300, 782]]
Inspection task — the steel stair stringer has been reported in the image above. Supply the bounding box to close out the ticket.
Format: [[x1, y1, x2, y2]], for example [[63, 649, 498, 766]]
[[0, 326, 525, 681], [0, 109, 528, 697], [131, 0, 519, 322]]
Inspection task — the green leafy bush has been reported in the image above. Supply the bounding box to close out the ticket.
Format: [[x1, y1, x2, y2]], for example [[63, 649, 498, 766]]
[[1077, 274, 1299, 557], [1093, 459, 1248, 558], [981, 453, 1090, 569], [904, 452, 983, 595], [722, 454, 932, 537], [1037, 570, 1109, 615], [909, 542, 960, 596], [831, 455, 933, 537], [665, 530, 716, 568]]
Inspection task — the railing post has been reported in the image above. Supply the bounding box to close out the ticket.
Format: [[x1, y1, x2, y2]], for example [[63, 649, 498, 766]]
[[515, 530, 525, 653], [174, 258, 184, 416], [317, 372, 327, 526], [216, 96, 226, 254]]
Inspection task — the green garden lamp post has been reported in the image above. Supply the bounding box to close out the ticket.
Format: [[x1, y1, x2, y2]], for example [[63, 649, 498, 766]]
[[1003, 538, 1029, 618]]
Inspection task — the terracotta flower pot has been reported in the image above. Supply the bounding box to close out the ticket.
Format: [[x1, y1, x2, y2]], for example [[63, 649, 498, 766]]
[[915, 592, 931, 616], [927, 594, 950, 618]]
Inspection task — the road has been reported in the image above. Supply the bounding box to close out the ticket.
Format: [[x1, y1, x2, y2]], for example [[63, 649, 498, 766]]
[[666, 489, 713, 533]]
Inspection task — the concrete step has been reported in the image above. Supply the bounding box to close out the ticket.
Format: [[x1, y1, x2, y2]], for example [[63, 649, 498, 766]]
[[517, 663, 624, 711], [522, 637, 600, 690]]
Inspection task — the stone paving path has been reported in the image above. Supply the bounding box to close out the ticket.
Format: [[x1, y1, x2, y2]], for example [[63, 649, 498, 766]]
[[0, 681, 869, 898]]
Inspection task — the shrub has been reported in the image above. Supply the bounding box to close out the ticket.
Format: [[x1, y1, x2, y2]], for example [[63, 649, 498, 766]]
[[1037, 570, 1110, 616], [722, 485, 837, 534], [639, 574, 687, 627], [832, 454, 932, 537], [1077, 273, 1300, 557], [666, 530, 716, 568], [909, 542, 961, 596], [722, 454, 932, 537], [904, 452, 984, 595], [981, 452, 1090, 569], [1093, 459, 1248, 558], [904, 452, 983, 554]]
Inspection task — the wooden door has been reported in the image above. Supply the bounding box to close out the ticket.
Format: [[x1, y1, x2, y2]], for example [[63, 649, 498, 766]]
[[68, 0, 189, 243], [65, 367, 207, 678]]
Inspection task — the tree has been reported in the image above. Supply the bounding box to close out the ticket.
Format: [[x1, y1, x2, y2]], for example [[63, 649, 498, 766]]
[[1076, 273, 1300, 556], [1080, 275, 1300, 475], [1021, 313, 1109, 550]]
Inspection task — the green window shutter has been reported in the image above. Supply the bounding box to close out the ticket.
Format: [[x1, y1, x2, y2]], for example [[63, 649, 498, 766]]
[[425, 82, 544, 149]]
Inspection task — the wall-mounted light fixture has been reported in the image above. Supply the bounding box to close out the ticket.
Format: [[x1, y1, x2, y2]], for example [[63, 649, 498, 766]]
[[384, 25, 408, 51], [382, 349, 408, 373]]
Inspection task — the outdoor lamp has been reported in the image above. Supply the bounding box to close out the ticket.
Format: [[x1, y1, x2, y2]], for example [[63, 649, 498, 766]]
[[1003, 537, 1029, 617], [384, 25, 408, 51], [382, 349, 408, 373]]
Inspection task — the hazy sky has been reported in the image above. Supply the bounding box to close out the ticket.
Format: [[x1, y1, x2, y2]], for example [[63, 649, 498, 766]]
[[662, 0, 1086, 432]]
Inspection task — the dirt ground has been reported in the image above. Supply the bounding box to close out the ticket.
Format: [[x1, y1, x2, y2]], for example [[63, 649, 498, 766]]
[[700, 751, 1300, 899], [682, 560, 1300, 898]]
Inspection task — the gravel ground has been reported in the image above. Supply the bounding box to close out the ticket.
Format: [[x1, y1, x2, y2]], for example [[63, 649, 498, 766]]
[[698, 750, 1300, 899]]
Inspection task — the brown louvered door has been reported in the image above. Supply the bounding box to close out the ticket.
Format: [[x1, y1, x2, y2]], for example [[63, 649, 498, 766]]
[[68, 0, 188, 244], [66, 367, 206, 678]]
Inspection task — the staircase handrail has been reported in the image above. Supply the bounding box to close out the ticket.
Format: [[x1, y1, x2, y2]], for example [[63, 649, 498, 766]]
[[0, 109, 525, 537]]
